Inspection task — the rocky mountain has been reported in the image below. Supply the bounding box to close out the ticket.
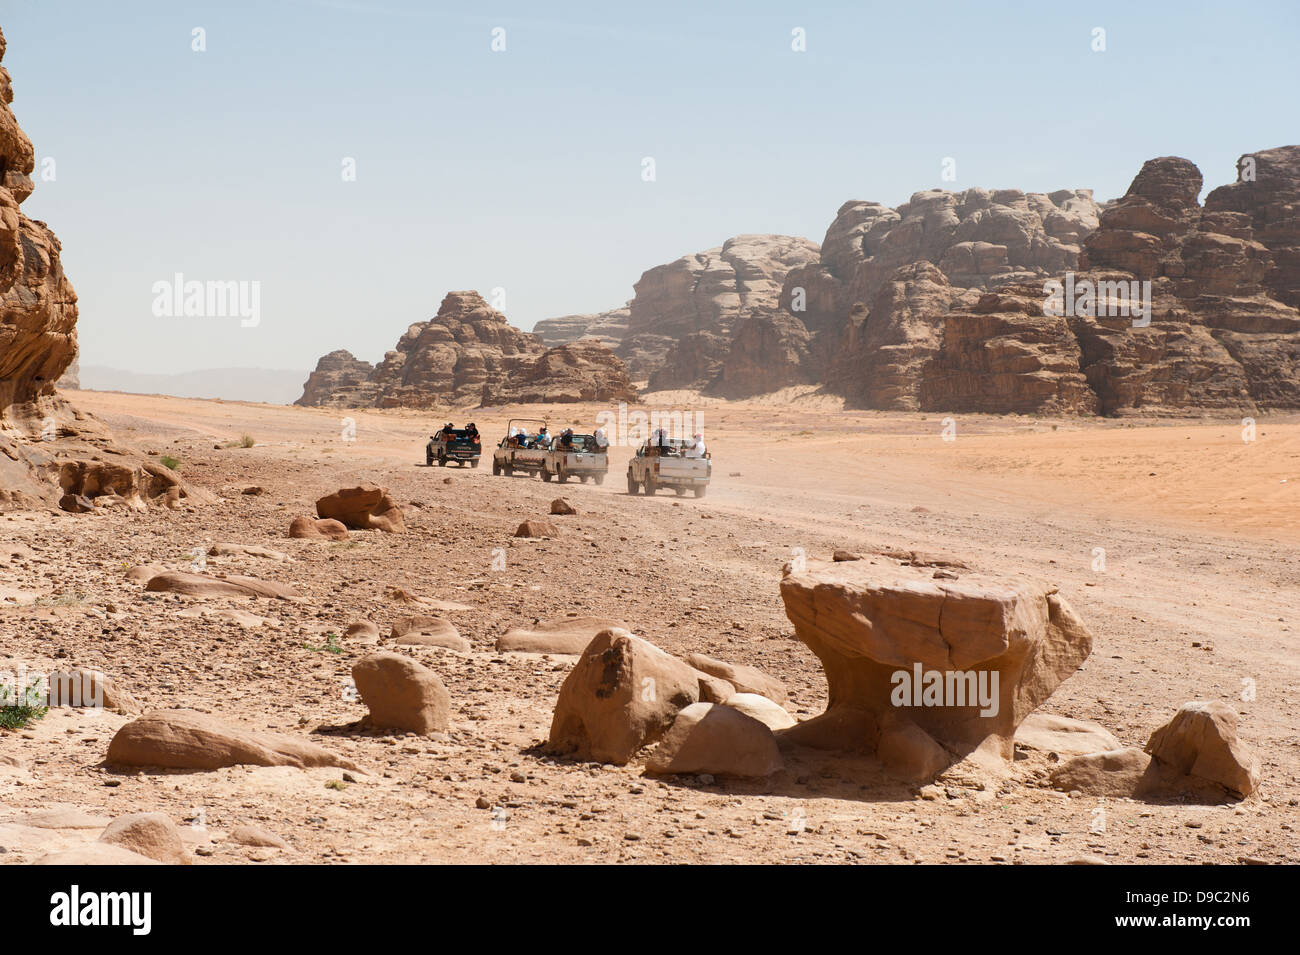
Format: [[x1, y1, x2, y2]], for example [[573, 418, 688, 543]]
[[296, 351, 379, 408], [483, 340, 639, 405], [531, 306, 629, 349], [619, 234, 820, 384], [826, 149, 1300, 415], [297, 291, 636, 408]]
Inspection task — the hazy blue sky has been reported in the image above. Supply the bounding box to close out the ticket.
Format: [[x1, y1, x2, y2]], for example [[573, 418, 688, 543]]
[[5, 0, 1297, 376]]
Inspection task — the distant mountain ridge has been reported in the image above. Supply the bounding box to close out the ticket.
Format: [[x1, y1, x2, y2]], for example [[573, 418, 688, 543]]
[[77, 366, 310, 405]]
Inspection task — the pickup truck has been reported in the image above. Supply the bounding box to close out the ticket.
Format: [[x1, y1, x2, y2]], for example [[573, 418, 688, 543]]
[[492, 418, 550, 477], [540, 433, 608, 484], [627, 440, 710, 497], [427, 427, 481, 467]]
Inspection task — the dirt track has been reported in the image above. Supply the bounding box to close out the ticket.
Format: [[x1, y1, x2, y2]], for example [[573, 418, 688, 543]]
[[1, 389, 1296, 864]]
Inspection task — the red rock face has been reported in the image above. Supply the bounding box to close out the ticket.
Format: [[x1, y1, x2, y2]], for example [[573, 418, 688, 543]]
[[0, 27, 78, 417]]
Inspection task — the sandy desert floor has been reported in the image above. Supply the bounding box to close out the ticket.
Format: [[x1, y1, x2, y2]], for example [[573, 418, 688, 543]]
[[1, 387, 1297, 864]]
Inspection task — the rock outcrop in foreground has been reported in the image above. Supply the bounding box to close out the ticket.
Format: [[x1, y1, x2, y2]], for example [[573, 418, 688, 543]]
[[0, 27, 209, 510], [778, 558, 1093, 780], [297, 291, 636, 408]]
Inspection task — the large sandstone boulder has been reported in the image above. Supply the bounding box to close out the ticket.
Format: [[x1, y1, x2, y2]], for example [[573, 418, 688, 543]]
[[777, 558, 1092, 780], [352, 651, 452, 735], [547, 628, 700, 765], [98, 813, 192, 865], [1144, 700, 1260, 799], [316, 484, 404, 532], [107, 710, 359, 771], [646, 702, 784, 778]]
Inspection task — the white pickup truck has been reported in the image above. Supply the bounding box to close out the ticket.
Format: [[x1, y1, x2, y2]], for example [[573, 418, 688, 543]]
[[627, 440, 710, 498], [492, 421, 608, 484], [541, 433, 608, 484]]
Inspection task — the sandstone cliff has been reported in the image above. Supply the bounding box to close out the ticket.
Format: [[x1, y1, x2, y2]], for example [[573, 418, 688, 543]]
[[0, 28, 209, 509], [298, 292, 637, 408], [620, 234, 820, 383], [532, 305, 629, 349]]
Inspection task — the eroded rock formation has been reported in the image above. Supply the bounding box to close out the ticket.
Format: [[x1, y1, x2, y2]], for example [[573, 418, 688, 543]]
[[778, 557, 1092, 781], [0, 27, 209, 509], [620, 234, 820, 383], [299, 292, 636, 408]]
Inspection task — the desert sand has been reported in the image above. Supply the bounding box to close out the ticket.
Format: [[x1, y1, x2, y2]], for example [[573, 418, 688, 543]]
[[1, 388, 1296, 864]]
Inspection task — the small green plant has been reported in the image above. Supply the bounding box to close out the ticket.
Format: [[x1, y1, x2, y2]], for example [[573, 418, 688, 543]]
[[160, 454, 182, 470], [304, 633, 344, 655], [0, 679, 49, 730], [325, 779, 348, 791]]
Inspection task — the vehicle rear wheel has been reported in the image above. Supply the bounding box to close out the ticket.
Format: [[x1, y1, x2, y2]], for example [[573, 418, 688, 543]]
[[593, 473, 605, 486], [426, 452, 433, 466], [557, 469, 568, 483], [504, 465, 514, 476], [643, 478, 656, 496], [627, 474, 638, 495], [541, 467, 553, 482], [492, 460, 501, 476], [674, 487, 686, 497], [471, 458, 480, 469], [693, 486, 706, 498], [438, 454, 447, 467], [578, 475, 588, 484]]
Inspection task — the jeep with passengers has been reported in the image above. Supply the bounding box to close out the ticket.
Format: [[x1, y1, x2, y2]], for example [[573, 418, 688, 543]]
[[626, 437, 710, 497], [540, 431, 608, 484], [427, 424, 481, 467], [491, 418, 551, 477]]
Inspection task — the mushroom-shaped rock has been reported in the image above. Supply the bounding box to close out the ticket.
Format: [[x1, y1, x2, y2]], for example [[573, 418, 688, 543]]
[[390, 616, 469, 651], [547, 628, 699, 765], [684, 653, 787, 703], [289, 515, 350, 540], [646, 703, 784, 778], [777, 558, 1092, 778], [352, 651, 452, 735], [315, 484, 405, 533], [107, 710, 359, 771], [99, 813, 192, 865], [496, 616, 628, 654], [515, 519, 560, 538], [1144, 701, 1260, 799]]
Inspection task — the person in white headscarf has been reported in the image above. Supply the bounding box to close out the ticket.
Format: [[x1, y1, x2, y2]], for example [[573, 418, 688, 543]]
[[684, 433, 706, 458], [593, 427, 609, 450]]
